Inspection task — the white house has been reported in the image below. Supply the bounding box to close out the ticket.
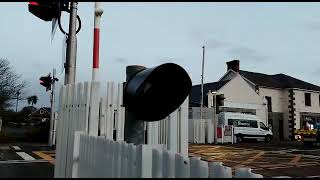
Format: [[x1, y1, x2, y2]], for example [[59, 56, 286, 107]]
[[190, 60, 320, 141]]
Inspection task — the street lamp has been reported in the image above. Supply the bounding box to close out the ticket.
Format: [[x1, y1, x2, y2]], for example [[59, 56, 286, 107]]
[[211, 91, 217, 144]]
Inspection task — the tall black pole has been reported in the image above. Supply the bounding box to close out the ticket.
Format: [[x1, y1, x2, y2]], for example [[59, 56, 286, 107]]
[[49, 69, 56, 146], [15, 91, 20, 112], [124, 65, 146, 145]]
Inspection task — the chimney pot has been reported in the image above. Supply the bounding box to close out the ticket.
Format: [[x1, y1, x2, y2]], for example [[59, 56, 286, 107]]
[[227, 60, 240, 72]]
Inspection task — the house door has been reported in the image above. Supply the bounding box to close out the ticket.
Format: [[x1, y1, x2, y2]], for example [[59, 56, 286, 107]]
[[279, 119, 284, 141]]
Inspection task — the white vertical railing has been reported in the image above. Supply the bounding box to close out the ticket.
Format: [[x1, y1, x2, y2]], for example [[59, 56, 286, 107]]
[[72, 134, 265, 178], [55, 81, 190, 177], [54, 81, 291, 178]]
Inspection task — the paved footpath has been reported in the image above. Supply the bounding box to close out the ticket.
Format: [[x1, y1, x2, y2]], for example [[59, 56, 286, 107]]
[[0, 144, 55, 178], [189, 142, 320, 178]]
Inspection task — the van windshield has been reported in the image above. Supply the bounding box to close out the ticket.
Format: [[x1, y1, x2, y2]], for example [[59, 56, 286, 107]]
[[259, 122, 269, 131], [228, 119, 258, 128]]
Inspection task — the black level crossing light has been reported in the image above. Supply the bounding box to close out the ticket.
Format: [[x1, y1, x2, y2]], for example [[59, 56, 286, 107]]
[[28, 1, 69, 22], [123, 63, 192, 121], [123, 63, 192, 145], [40, 75, 52, 92]]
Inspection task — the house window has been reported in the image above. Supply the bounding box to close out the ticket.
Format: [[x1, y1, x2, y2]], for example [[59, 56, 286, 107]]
[[265, 96, 272, 112], [305, 93, 311, 106]]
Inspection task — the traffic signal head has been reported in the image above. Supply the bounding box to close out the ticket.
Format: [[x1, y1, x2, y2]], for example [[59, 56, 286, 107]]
[[215, 94, 225, 114], [40, 75, 52, 91], [216, 94, 225, 107], [28, 1, 67, 22], [124, 63, 192, 121]]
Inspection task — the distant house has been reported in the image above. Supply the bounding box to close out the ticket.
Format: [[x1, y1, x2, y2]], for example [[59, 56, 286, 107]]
[[190, 64, 267, 124], [28, 107, 51, 123], [190, 60, 320, 141]]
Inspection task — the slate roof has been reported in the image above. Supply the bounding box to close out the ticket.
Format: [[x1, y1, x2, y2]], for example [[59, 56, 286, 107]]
[[239, 70, 320, 91], [189, 69, 320, 107], [43, 107, 51, 113], [189, 80, 230, 107]]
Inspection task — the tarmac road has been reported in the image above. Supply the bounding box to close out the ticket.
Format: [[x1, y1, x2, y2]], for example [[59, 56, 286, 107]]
[[0, 144, 54, 178], [189, 142, 320, 178]]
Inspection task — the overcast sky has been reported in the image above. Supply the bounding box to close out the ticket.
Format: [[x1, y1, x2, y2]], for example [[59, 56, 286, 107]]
[[2, 2, 320, 110]]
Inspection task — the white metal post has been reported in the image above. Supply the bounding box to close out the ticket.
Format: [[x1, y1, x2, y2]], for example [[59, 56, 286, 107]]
[[231, 125, 234, 144], [200, 46, 205, 120], [91, 2, 103, 81]]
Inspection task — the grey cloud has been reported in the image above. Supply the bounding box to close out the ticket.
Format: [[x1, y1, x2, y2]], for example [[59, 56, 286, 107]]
[[192, 30, 269, 62], [311, 67, 320, 75], [205, 38, 229, 50], [155, 57, 176, 64], [305, 22, 320, 31], [114, 57, 128, 64], [227, 46, 269, 62], [190, 30, 229, 50]]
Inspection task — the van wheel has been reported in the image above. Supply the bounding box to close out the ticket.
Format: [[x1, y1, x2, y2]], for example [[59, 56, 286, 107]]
[[236, 135, 243, 143], [265, 135, 272, 143]]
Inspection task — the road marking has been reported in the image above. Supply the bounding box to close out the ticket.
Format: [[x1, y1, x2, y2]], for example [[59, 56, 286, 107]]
[[259, 164, 289, 168], [194, 147, 220, 154], [267, 166, 294, 170], [33, 151, 54, 164], [300, 154, 320, 159], [12, 146, 21, 151], [0, 159, 49, 164], [306, 175, 320, 178], [16, 152, 36, 161], [0, 146, 10, 150], [234, 151, 265, 168], [290, 154, 301, 165]]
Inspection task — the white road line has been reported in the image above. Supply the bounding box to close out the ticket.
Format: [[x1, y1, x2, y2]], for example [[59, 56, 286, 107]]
[[0, 146, 10, 150], [0, 160, 48, 164], [16, 152, 36, 161], [306, 175, 320, 178], [12, 146, 21, 151]]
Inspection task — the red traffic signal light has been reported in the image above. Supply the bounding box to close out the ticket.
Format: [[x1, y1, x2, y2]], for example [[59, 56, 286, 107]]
[[28, 1, 64, 22], [40, 75, 52, 91]]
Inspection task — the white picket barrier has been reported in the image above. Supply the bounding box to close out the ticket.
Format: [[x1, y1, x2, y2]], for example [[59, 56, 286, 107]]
[[209, 162, 232, 178], [189, 119, 214, 144], [54, 81, 281, 178], [72, 133, 264, 178], [234, 167, 263, 178], [55, 81, 190, 177]]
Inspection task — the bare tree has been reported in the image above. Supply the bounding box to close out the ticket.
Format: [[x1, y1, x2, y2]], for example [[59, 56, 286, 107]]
[[0, 58, 27, 112]]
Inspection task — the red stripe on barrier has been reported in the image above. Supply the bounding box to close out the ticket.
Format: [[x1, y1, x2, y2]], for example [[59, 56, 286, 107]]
[[93, 28, 100, 68]]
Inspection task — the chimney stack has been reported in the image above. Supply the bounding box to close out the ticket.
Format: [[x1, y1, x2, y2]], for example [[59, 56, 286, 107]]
[[227, 60, 240, 72]]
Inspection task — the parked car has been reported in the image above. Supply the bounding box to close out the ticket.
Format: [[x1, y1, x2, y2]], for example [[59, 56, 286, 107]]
[[218, 112, 273, 143]]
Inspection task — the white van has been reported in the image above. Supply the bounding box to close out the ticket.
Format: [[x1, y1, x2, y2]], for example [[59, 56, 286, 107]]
[[218, 112, 273, 143]]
